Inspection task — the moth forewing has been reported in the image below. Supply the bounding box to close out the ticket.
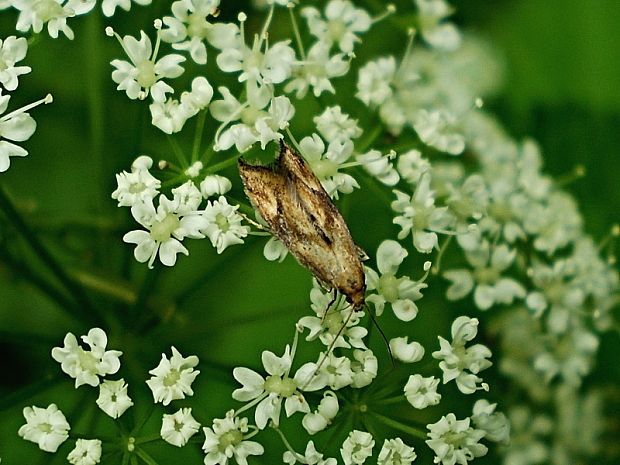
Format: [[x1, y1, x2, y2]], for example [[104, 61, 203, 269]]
[[238, 142, 366, 310]]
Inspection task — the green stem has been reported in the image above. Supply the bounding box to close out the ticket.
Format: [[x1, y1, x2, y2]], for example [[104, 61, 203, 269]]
[[130, 266, 161, 323], [134, 447, 160, 465], [192, 110, 208, 164], [372, 395, 406, 406], [0, 185, 98, 323], [166, 135, 188, 169], [369, 411, 427, 439], [206, 153, 242, 174]]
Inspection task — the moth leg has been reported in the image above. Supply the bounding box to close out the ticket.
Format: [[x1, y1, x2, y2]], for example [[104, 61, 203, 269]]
[[239, 212, 271, 232], [320, 289, 338, 325]]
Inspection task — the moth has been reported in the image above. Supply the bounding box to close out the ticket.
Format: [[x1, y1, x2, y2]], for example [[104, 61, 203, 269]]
[[238, 142, 366, 310]]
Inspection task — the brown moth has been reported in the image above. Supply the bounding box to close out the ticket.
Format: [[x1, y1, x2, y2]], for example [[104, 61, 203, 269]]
[[238, 141, 366, 310]]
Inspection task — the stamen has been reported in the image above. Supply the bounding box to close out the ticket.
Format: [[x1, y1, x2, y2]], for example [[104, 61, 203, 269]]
[[372, 4, 397, 24], [0, 94, 53, 122]]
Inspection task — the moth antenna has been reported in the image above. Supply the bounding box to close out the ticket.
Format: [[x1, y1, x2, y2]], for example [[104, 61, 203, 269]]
[[365, 303, 395, 368]]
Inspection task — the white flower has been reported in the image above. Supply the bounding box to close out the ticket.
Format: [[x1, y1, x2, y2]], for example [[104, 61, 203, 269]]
[[202, 410, 264, 465], [302, 391, 339, 435], [110, 29, 185, 102], [284, 441, 337, 465], [443, 242, 526, 310], [366, 240, 426, 321], [161, 0, 221, 64], [415, 0, 461, 51], [426, 414, 487, 465], [396, 150, 431, 185], [0, 36, 31, 90], [200, 174, 232, 198], [96, 379, 133, 418], [377, 438, 417, 465], [471, 399, 510, 444], [51, 328, 122, 388], [356, 149, 400, 186], [232, 344, 319, 429], [413, 108, 465, 155], [404, 374, 441, 409], [389, 337, 425, 363], [18, 404, 70, 453], [317, 351, 354, 390], [12, 0, 95, 39], [302, 0, 371, 53], [202, 196, 250, 253], [285, 41, 350, 99], [146, 346, 200, 405], [299, 133, 359, 198], [263, 236, 288, 262], [313, 105, 362, 143], [356, 56, 396, 107], [102, 0, 152, 17], [0, 92, 51, 172], [161, 407, 201, 447], [123, 183, 208, 268], [350, 349, 378, 388], [67, 439, 102, 465], [391, 174, 455, 253], [432, 316, 492, 394], [111, 155, 161, 207], [341, 430, 374, 465]]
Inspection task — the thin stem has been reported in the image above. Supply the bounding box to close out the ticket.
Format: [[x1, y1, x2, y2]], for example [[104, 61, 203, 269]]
[[206, 153, 242, 174], [0, 185, 98, 323], [372, 395, 406, 406], [288, 6, 306, 60], [166, 134, 188, 169], [369, 411, 427, 439], [130, 266, 161, 323], [192, 110, 208, 164]]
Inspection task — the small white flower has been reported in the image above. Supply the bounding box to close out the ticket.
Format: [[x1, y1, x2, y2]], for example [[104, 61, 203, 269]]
[[185, 161, 203, 178], [302, 391, 339, 435], [389, 337, 425, 363], [356, 56, 396, 107], [18, 404, 70, 453], [341, 430, 374, 465], [396, 150, 431, 185], [317, 351, 354, 390], [404, 374, 441, 409], [12, 0, 95, 40], [202, 410, 264, 465], [102, 0, 152, 17], [146, 346, 200, 406], [471, 399, 510, 444], [110, 29, 185, 102], [302, 0, 372, 53], [111, 155, 161, 207], [356, 149, 400, 186], [263, 236, 289, 262], [366, 240, 426, 321], [284, 440, 337, 465], [96, 379, 133, 418], [377, 438, 417, 465], [200, 174, 232, 198], [426, 414, 487, 465], [202, 196, 250, 253], [0, 36, 31, 91], [350, 349, 378, 388], [161, 407, 201, 447], [313, 105, 362, 143], [415, 0, 461, 51], [51, 328, 122, 388], [432, 316, 492, 394], [413, 108, 465, 155], [67, 439, 102, 465]]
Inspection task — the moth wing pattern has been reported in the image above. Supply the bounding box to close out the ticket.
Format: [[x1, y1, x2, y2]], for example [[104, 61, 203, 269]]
[[237, 158, 284, 230]]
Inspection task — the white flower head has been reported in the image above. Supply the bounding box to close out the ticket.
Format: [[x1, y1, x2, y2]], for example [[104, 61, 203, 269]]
[[426, 414, 488, 465], [161, 407, 201, 447], [12, 0, 96, 40], [313, 105, 362, 143], [51, 328, 122, 388], [146, 346, 200, 405], [316, 351, 354, 390], [341, 430, 374, 465], [96, 379, 133, 418], [432, 316, 492, 394], [18, 404, 70, 453], [67, 439, 102, 465], [389, 336, 425, 363], [366, 240, 427, 321], [413, 108, 465, 155], [356, 56, 397, 107], [202, 410, 264, 465], [202, 195, 250, 253], [0, 36, 31, 90], [302, 391, 339, 435], [356, 149, 400, 186], [471, 399, 510, 444], [377, 438, 417, 465], [350, 349, 378, 388], [301, 0, 372, 53], [200, 174, 232, 198], [102, 0, 152, 17], [110, 29, 186, 102], [415, 0, 461, 51], [111, 155, 161, 207], [284, 440, 337, 465], [404, 374, 441, 409]]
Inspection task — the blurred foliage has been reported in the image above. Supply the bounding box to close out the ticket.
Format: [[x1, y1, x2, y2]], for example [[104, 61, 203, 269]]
[[0, 0, 618, 464]]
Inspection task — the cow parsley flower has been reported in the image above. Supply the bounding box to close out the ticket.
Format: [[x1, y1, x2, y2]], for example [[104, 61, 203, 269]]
[[404, 374, 441, 409], [200, 174, 232, 198], [471, 399, 510, 444], [415, 0, 461, 51], [67, 439, 102, 465], [341, 430, 374, 465], [413, 108, 465, 155], [18, 404, 70, 453], [426, 414, 487, 465], [432, 316, 492, 394], [389, 336, 425, 363], [317, 351, 354, 390], [202, 410, 264, 465], [356, 149, 400, 186], [112, 155, 161, 207], [202, 195, 250, 253], [108, 27, 186, 102], [302, 391, 339, 435], [377, 438, 417, 465], [313, 105, 362, 143], [366, 240, 427, 321], [102, 0, 152, 17], [161, 407, 201, 447], [284, 441, 337, 465], [356, 56, 396, 107], [51, 328, 122, 388], [146, 346, 200, 405], [161, 0, 221, 65], [12, 0, 95, 39], [96, 379, 133, 418], [350, 349, 378, 388], [0, 36, 31, 91]]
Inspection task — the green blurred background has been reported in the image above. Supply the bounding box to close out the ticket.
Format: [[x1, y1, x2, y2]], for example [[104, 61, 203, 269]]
[[1, 0, 619, 463]]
